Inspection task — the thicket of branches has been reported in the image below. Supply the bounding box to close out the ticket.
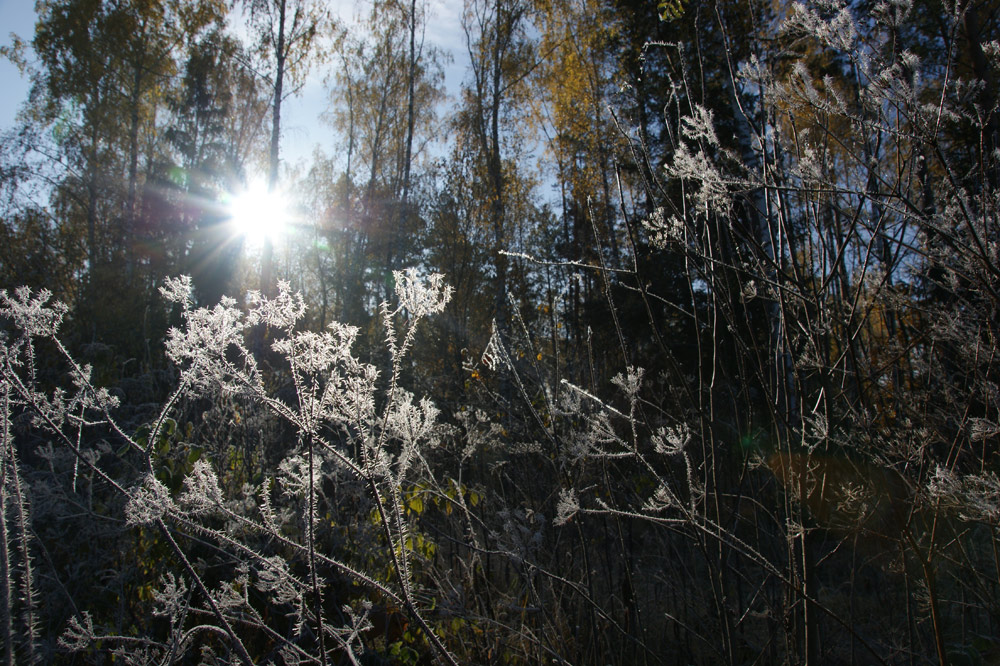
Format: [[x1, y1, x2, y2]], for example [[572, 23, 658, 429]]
[[3, 0, 1000, 664]]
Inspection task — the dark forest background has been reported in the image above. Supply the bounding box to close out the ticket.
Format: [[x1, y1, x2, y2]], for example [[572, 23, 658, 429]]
[[3, 0, 1000, 663]]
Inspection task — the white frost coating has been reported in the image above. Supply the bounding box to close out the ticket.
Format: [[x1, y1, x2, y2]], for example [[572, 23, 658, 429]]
[[553, 489, 579, 526], [0, 287, 69, 337], [125, 474, 175, 526], [179, 459, 224, 515], [643, 207, 686, 247], [652, 424, 690, 456], [394, 268, 453, 317], [164, 298, 245, 368], [664, 141, 732, 220], [159, 275, 193, 307], [680, 105, 719, 147], [247, 280, 307, 329], [611, 366, 645, 400]]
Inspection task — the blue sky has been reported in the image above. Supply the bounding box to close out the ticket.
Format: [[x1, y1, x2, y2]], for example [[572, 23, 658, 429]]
[[0, 0, 466, 167], [0, 0, 36, 132]]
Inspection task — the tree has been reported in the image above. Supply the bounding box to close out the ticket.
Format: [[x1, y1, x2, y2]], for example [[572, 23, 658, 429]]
[[312, 0, 445, 328], [27, 0, 225, 363], [157, 27, 271, 306], [243, 0, 333, 295], [459, 0, 533, 335], [33, 0, 222, 270]]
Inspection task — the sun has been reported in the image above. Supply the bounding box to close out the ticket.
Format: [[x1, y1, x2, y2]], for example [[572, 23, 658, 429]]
[[226, 181, 291, 246]]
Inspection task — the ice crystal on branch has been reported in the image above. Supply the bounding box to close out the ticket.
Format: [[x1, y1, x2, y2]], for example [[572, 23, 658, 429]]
[[273, 330, 345, 375], [679, 104, 719, 147], [152, 573, 189, 618], [611, 366, 645, 400], [388, 390, 441, 449], [783, 1, 858, 53], [393, 268, 453, 318], [643, 207, 686, 246], [665, 141, 733, 219], [929, 466, 1000, 523], [125, 475, 174, 526], [247, 280, 306, 330], [158, 275, 193, 307], [968, 418, 1000, 442], [652, 424, 690, 456], [0, 287, 69, 337], [179, 459, 224, 515], [164, 298, 245, 371], [553, 489, 579, 526], [58, 612, 95, 651], [255, 556, 303, 605]]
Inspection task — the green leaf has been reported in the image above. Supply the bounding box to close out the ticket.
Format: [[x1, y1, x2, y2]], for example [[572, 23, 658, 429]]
[[657, 0, 686, 21], [135, 424, 151, 448]]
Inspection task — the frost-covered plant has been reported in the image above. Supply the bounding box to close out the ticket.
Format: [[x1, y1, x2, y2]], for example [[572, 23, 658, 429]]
[[472, 2, 1000, 663], [0, 270, 457, 665]]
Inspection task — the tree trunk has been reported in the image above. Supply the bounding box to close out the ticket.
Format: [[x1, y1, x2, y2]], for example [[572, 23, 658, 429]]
[[263, 0, 287, 296], [401, 0, 417, 208]]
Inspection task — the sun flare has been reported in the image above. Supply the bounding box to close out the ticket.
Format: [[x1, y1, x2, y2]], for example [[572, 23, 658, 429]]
[[226, 181, 291, 246]]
